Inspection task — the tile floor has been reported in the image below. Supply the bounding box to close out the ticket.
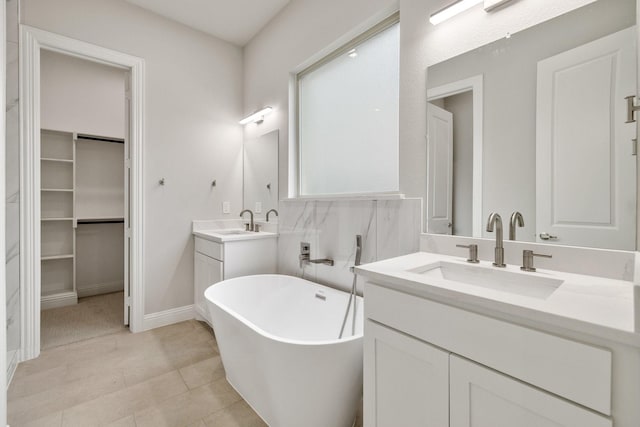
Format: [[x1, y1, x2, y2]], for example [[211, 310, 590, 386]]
[[8, 320, 267, 426]]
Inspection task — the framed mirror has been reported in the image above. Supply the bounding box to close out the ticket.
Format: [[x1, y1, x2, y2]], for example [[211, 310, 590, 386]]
[[425, 0, 637, 250], [243, 130, 279, 216]]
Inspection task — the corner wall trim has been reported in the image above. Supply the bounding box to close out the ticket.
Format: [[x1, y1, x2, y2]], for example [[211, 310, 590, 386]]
[[142, 305, 195, 331]]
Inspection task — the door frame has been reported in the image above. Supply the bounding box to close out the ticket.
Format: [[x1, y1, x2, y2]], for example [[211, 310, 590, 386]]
[[19, 25, 146, 360], [427, 74, 483, 237]]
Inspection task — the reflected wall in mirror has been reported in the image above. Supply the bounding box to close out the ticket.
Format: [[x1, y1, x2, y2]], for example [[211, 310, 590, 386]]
[[426, 0, 637, 250], [243, 130, 279, 216]]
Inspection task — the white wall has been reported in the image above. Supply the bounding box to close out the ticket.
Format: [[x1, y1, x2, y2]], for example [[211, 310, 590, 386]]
[[243, 0, 597, 214], [41, 50, 126, 138], [23, 0, 244, 314]]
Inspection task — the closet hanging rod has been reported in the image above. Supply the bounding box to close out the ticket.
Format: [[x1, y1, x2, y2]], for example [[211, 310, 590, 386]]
[[77, 134, 125, 144], [77, 219, 125, 224]]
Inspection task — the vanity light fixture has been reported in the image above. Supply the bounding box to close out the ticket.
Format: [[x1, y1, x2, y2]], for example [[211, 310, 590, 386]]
[[429, 0, 483, 25], [239, 106, 273, 125]]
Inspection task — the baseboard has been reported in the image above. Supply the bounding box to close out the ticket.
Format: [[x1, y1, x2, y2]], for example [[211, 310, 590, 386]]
[[41, 291, 78, 310], [142, 305, 195, 331], [77, 281, 124, 298], [194, 305, 213, 329], [6, 349, 19, 387]]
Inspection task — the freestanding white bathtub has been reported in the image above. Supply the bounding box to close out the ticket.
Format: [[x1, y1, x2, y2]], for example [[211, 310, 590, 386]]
[[205, 274, 363, 427]]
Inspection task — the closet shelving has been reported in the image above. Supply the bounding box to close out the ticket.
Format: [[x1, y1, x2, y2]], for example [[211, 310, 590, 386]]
[[40, 129, 77, 309], [40, 129, 126, 309]]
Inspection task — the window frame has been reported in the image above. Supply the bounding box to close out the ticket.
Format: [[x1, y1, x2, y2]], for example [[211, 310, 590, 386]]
[[293, 12, 401, 199]]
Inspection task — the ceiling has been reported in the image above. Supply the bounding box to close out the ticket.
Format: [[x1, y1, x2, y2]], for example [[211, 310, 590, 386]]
[[124, 0, 290, 46]]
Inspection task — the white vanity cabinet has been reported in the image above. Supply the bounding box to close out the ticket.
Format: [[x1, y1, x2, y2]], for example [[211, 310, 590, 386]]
[[193, 233, 277, 325], [363, 282, 620, 427], [194, 250, 223, 320], [364, 321, 449, 426], [449, 356, 610, 427]]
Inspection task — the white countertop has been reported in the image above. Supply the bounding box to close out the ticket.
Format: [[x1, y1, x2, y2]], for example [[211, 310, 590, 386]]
[[193, 229, 278, 243], [356, 252, 640, 347]]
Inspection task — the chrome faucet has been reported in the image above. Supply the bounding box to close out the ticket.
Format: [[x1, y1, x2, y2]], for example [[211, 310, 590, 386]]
[[299, 242, 334, 267], [509, 211, 524, 241], [486, 213, 506, 267], [239, 209, 255, 232], [266, 208, 279, 222]]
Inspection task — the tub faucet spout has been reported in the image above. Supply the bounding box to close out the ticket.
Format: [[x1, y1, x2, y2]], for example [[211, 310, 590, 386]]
[[299, 241, 334, 267]]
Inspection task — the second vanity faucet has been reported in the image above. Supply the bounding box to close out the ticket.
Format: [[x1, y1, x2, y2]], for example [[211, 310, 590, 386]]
[[486, 213, 506, 267], [266, 209, 279, 222], [239, 209, 255, 232]]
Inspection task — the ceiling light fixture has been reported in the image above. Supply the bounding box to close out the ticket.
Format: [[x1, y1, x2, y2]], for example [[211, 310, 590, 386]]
[[239, 106, 273, 125], [429, 0, 483, 25]]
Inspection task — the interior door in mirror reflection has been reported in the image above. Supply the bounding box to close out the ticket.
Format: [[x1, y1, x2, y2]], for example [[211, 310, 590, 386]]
[[536, 26, 637, 250], [427, 103, 454, 235]]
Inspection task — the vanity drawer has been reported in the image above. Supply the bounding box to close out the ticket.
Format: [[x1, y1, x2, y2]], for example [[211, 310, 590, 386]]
[[195, 237, 223, 261], [365, 282, 612, 415]]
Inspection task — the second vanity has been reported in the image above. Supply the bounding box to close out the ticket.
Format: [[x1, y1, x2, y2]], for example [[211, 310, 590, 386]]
[[193, 226, 277, 325], [356, 249, 640, 427]]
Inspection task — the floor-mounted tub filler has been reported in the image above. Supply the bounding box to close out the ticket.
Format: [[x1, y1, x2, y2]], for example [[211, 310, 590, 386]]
[[205, 274, 364, 427]]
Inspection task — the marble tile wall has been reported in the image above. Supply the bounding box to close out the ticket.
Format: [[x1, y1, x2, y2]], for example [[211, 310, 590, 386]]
[[278, 198, 422, 293], [6, 0, 21, 376]]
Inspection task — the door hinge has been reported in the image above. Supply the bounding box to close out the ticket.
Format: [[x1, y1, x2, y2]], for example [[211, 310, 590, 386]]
[[633, 139, 638, 156], [626, 95, 640, 123]]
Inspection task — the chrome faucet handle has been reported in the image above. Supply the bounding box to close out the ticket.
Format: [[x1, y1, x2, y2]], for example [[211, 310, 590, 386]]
[[520, 250, 552, 272], [245, 223, 251, 231], [456, 244, 479, 263], [539, 232, 558, 241]]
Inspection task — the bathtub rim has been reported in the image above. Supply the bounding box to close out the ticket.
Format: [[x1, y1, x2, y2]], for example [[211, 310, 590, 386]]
[[205, 274, 364, 346]]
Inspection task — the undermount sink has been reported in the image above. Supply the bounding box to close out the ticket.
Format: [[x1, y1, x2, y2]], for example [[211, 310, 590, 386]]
[[409, 261, 563, 299], [213, 229, 254, 235]]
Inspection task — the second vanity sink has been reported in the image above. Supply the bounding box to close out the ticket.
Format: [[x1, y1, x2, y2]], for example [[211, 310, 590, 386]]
[[213, 229, 254, 235], [409, 261, 564, 299]]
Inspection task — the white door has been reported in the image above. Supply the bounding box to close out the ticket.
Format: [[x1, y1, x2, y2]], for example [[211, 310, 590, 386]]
[[536, 27, 637, 250], [427, 103, 454, 235], [123, 72, 131, 325], [449, 355, 612, 427], [193, 252, 222, 324], [364, 321, 449, 427]]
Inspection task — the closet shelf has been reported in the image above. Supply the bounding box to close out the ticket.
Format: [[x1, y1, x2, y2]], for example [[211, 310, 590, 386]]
[[41, 254, 74, 261], [77, 217, 124, 224], [41, 158, 74, 163], [41, 217, 73, 221], [41, 188, 73, 192]]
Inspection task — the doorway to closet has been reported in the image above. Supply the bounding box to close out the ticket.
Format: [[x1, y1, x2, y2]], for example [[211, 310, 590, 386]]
[[38, 50, 129, 350], [20, 26, 145, 361]]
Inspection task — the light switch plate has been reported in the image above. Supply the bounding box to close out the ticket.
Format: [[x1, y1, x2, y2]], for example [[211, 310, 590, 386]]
[[255, 202, 262, 213], [484, 0, 511, 12], [222, 201, 230, 214]]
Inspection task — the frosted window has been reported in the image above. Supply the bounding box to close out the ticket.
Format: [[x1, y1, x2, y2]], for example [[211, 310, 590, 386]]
[[298, 22, 399, 196]]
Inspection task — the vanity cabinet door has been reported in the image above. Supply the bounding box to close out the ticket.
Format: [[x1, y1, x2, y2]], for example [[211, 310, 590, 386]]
[[194, 252, 223, 323], [449, 355, 612, 427], [364, 320, 449, 427]]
